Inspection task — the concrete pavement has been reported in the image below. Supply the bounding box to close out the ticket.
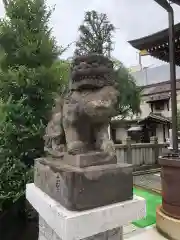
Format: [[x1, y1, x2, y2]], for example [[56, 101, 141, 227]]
[[123, 172, 163, 239], [133, 172, 161, 194], [124, 226, 168, 239]]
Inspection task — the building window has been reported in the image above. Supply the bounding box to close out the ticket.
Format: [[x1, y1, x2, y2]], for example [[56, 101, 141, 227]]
[[154, 101, 165, 111]]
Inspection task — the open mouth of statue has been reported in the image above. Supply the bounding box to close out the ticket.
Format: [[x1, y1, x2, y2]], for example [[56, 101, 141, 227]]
[[91, 100, 111, 109]]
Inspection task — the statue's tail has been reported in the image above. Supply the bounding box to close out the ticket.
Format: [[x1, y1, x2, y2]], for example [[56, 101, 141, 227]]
[[44, 97, 66, 154]]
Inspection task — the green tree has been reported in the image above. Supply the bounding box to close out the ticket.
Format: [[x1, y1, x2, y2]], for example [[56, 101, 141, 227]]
[[75, 10, 115, 56], [112, 58, 141, 117], [0, 0, 60, 165], [52, 59, 70, 96], [0, 0, 71, 210]]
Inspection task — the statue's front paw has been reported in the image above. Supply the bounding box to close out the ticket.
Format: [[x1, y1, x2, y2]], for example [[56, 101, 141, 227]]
[[101, 140, 116, 156], [67, 141, 87, 155]]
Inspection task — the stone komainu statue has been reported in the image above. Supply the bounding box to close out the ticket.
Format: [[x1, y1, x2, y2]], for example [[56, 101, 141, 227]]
[[44, 54, 118, 156]]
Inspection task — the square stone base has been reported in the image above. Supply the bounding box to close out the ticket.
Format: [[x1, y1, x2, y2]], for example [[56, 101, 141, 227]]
[[39, 216, 123, 240], [26, 183, 146, 240], [34, 158, 133, 211]]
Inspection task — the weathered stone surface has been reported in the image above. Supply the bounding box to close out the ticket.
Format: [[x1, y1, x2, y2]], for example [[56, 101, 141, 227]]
[[71, 54, 115, 90], [44, 54, 118, 157], [71, 77, 115, 91], [37, 54, 133, 214], [63, 152, 117, 168], [34, 158, 133, 211]]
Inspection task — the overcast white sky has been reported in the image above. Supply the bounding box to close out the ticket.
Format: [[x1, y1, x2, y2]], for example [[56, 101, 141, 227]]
[[1, 0, 180, 67]]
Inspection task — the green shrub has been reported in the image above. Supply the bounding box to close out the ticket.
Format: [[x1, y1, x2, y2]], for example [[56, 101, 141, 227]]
[[0, 157, 33, 211], [0, 0, 66, 208], [0, 0, 60, 164]]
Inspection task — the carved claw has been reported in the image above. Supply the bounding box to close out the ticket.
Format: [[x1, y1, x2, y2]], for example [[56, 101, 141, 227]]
[[67, 141, 88, 155]]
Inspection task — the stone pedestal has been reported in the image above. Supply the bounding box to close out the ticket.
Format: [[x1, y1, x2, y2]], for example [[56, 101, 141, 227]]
[[34, 157, 133, 211], [26, 183, 146, 240]]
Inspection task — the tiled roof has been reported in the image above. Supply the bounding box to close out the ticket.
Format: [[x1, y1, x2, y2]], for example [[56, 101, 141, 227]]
[[142, 80, 180, 96], [146, 93, 170, 102], [128, 22, 180, 66], [138, 112, 171, 123], [112, 112, 171, 124]]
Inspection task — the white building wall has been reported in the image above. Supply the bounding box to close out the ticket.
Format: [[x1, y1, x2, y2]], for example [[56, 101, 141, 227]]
[[156, 124, 164, 143], [139, 99, 151, 118], [132, 64, 180, 86]]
